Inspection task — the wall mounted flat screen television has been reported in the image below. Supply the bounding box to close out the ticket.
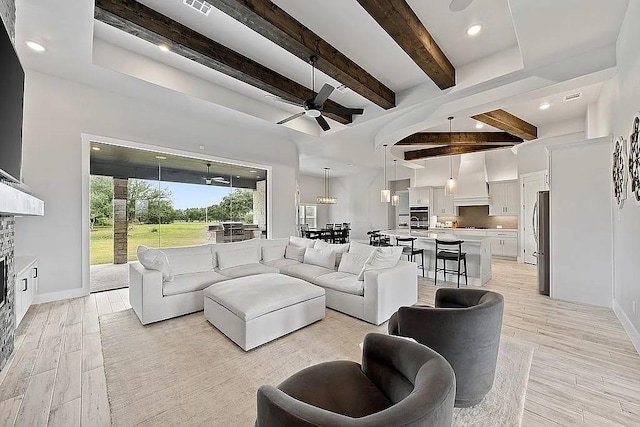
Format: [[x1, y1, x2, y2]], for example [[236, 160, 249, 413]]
[[0, 22, 25, 183]]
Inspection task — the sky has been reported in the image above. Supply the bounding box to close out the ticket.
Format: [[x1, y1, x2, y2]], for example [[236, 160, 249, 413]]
[[155, 181, 234, 209]]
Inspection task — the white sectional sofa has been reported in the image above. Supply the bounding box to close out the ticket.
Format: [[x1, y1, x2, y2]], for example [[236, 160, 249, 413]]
[[129, 237, 418, 326]]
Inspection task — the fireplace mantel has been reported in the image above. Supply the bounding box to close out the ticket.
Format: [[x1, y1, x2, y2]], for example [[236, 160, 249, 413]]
[[0, 181, 44, 216]]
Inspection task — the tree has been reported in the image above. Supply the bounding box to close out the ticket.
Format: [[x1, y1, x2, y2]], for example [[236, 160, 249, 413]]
[[127, 179, 174, 224], [90, 175, 113, 227], [185, 207, 206, 222], [212, 189, 254, 221]]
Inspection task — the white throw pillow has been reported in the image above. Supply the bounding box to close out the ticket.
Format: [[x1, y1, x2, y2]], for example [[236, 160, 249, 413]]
[[137, 246, 174, 282], [304, 247, 337, 270], [262, 245, 286, 262], [212, 239, 259, 267], [349, 241, 377, 258], [338, 252, 369, 276], [216, 247, 260, 269], [289, 236, 317, 248], [314, 240, 350, 266], [162, 244, 214, 275], [357, 246, 404, 280], [285, 245, 306, 262]]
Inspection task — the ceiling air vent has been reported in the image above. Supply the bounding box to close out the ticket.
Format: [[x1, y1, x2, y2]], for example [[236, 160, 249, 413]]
[[335, 84, 351, 94], [564, 92, 582, 102], [183, 0, 212, 16]]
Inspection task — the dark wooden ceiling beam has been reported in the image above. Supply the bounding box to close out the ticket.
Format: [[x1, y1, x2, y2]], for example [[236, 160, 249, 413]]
[[472, 109, 537, 141], [356, 0, 455, 89], [396, 132, 523, 146], [210, 0, 395, 109], [404, 144, 510, 161], [94, 0, 353, 124]]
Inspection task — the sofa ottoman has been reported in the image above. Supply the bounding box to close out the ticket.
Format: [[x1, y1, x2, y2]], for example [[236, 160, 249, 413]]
[[203, 273, 326, 351]]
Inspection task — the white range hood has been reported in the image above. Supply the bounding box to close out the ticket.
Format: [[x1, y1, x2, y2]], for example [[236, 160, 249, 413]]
[[0, 182, 44, 216], [453, 152, 490, 206]]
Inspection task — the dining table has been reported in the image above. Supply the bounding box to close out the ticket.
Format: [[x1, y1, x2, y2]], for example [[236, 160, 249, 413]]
[[303, 228, 350, 243]]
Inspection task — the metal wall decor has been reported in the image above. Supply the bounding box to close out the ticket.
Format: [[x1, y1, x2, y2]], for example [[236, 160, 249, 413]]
[[629, 112, 640, 206], [613, 136, 628, 208]]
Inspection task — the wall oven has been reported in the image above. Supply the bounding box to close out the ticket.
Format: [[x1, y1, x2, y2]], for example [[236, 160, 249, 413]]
[[409, 207, 430, 230]]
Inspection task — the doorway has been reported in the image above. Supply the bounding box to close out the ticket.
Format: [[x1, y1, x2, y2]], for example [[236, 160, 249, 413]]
[[88, 142, 269, 292], [521, 171, 547, 264]]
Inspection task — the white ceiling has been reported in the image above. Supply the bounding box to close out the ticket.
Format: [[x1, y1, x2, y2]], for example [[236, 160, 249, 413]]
[[14, 0, 630, 176], [408, 0, 519, 67]]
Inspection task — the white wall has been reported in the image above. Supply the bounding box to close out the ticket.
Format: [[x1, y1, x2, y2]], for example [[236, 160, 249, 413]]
[[549, 139, 613, 307], [14, 71, 299, 301], [595, 0, 640, 349], [297, 174, 330, 227], [485, 149, 518, 181], [328, 171, 388, 241], [412, 157, 460, 187], [515, 131, 585, 176]]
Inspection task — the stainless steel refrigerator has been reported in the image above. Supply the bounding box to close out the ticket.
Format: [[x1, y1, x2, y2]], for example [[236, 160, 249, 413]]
[[534, 190, 550, 295]]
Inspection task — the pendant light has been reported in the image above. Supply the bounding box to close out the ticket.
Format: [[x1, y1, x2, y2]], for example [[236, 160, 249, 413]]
[[317, 167, 337, 204], [391, 159, 399, 206], [381, 144, 391, 203], [445, 117, 458, 195]]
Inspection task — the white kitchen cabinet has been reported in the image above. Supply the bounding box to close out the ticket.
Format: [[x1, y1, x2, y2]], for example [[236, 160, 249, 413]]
[[486, 230, 518, 258], [409, 186, 431, 207], [14, 257, 38, 326], [489, 181, 520, 216], [432, 187, 458, 216], [454, 229, 487, 237]]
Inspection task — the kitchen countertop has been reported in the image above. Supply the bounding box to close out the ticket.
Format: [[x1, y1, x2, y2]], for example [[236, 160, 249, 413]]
[[382, 229, 491, 243], [430, 227, 518, 232]]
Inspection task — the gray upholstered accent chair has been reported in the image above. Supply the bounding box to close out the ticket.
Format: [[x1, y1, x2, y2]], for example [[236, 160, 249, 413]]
[[388, 288, 504, 408], [256, 333, 456, 427]]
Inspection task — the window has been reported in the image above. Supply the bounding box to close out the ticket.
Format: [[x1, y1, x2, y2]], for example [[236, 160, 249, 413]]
[[299, 204, 317, 229]]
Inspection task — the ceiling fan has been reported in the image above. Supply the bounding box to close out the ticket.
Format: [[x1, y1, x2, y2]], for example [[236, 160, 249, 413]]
[[204, 163, 229, 185], [267, 56, 364, 132], [449, 0, 473, 12]]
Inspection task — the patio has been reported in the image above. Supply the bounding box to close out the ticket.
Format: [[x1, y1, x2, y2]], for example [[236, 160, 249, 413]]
[[90, 262, 130, 293]]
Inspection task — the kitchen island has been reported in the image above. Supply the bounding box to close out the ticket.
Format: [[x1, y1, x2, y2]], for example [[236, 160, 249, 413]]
[[381, 229, 492, 286]]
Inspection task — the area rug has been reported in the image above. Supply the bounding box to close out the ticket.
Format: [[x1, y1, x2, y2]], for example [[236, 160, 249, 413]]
[[452, 336, 534, 427], [99, 309, 533, 426]]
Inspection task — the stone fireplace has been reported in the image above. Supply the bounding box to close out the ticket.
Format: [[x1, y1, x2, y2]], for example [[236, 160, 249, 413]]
[[0, 215, 15, 371]]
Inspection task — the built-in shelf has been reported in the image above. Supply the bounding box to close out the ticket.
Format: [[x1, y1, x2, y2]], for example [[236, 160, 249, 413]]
[[0, 182, 44, 216]]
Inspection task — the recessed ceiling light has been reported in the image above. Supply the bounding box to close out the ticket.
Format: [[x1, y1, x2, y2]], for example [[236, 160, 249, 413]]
[[475, 123, 484, 129], [539, 102, 551, 110], [249, 170, 257, 173], [158, 44, 170, 52], [466, 24, 482, 36], [199, 145, 205, 150], [236, 175, 240, 178], [256, 176, 261, 179], [92, 146, 101, 151], [26, 41, 46, 52], [155, 155, 167, 160]]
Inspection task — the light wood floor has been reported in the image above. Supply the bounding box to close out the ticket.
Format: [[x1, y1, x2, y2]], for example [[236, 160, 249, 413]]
[[0, 260, 639, 426]]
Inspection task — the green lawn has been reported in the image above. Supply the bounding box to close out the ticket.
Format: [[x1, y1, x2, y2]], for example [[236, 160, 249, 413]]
[[90, 222, 211, 265]]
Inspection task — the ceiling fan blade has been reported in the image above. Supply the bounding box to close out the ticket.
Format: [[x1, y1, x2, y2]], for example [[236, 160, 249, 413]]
[[313, 84, 335, 106], [449, 0, 473, 12], [323, 107, 364, 116], [316, 115, 331, 131], [277, 111, 306, 125], [265, 94, 304, 108]]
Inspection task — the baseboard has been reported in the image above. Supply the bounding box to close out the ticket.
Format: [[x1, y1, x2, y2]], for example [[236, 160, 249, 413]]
[[33, 287, 88, 304], [613, 299, 640, 356]]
